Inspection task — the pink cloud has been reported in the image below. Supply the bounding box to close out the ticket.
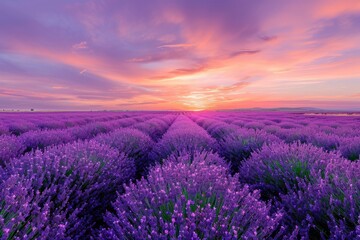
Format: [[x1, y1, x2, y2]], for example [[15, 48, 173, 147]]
[[72, 41, 88, 50]]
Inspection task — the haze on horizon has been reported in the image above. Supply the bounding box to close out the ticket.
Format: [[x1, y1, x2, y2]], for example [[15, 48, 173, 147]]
[[0, 0, 360, 111]]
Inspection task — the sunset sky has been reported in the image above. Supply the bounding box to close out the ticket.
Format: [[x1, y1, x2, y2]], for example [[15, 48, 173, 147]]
[[1, 0, 360, 111]]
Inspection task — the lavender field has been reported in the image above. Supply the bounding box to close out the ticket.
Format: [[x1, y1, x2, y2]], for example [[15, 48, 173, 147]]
[[0, 111, 360, 239]]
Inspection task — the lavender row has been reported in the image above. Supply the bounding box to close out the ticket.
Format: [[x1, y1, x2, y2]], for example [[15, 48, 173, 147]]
[[149, 115, 216, 163], [0, 114, 180, 238], [190, 112, 360, 237], [209, 111, 360, 138], [0, 114, 159, 166], [132, 114, 177, 141], [100, 150, 283, 239], [0, 140, 135, 239], [1, 111, 359, 239], [191, 112, 360, 161], [189, 114, 282, 172], [0, 112, 137, 136], [239, 142, 360, 238], [95, 116, 284, 238]]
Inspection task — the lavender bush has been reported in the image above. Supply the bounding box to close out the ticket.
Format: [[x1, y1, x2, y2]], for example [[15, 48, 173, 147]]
[[20, 129, 75, 152], [100, 151, 282, 239], [0, 141, 135, 239], [239, 142, 345, 199], [190, 116, 238, 141], [204, 122, 238, 141], [278, 159, 360, 239], [338, 136, 360, 160], [150, 129, 216, 164], [71, 122, 112, 140], [94, 128, 154, 176], [8, 121, 37, 136], [0, 124, 9, 136], [0, 135, 25, 166], [166, 151, 230, 169], [132, 115, 175, 141], [273, 127, 310, 144], [306, 131, 341, 152], [218, 128, 281, 172]]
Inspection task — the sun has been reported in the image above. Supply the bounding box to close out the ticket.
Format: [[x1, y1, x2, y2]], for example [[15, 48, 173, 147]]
[[181, 93, 210, 111]]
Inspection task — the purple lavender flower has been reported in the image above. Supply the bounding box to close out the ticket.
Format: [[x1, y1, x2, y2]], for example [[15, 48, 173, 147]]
[[0, 135, 25, 166], [278, 122, 301, 129], [150, 116, 216, 162], [71, 122, 112, 140], [0, 124, 9, 136], [239, 142, 344, 199], [106, 117, 138, 129], [273, 127, 310, 143], [132, 115, 176, 141], [279, 159, 360, 239], [8, 121, 37, 136], [231, 119, 246, 127], [206, 122, 238, 141], [94, 128, 154, 176], [218, 128, 282, 172], [37, 120, 66, 130], [244, 121, 265, 130], [0, 140, 135, 239], [19, 129, 75, 152], [306, 131, 340, 151], [190, 116, 238, 140], [338, 136, 360, 160], [166, 151, 230, 169], [100, 151, 282, 239]]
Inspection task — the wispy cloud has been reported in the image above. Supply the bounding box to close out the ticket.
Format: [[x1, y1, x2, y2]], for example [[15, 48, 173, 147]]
[[229, 50, 260, 58], [158, 43, 194, 48], [259, 35, 277, 42], [72, 41, 88, 50]]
